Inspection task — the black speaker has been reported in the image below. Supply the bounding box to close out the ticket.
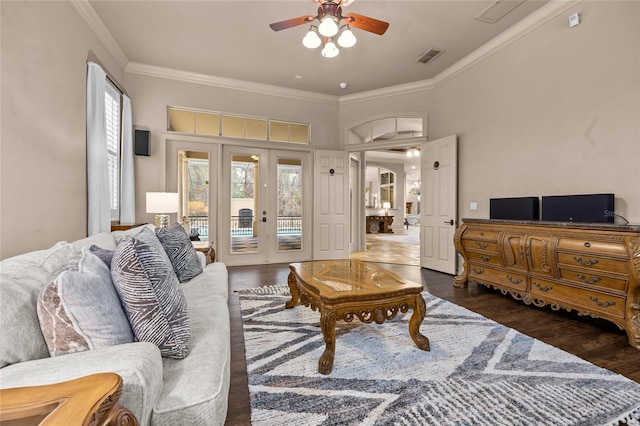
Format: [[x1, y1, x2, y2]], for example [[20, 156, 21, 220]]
[[542, 193, 614, 223], [134, 130, 150, 156], [490, 196, 540, 220]]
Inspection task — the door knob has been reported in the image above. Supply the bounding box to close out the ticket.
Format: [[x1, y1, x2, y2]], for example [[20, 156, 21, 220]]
[[444, 219, 454, 226], [262, 217, 267, 222]]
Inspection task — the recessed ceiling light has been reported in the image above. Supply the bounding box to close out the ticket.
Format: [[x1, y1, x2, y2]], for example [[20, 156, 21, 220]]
[[339, 82, 348, 89], [295, 75, 303, 79]]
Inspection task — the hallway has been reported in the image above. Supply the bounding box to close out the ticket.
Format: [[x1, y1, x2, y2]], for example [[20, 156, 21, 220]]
[[350, 224, 420, 266]]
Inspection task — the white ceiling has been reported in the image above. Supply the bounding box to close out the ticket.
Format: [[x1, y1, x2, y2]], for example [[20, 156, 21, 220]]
[[89, 0, 549, 97]]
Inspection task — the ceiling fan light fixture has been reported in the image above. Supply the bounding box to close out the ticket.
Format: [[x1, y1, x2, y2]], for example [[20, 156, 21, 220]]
[[302, 27, 321, 49], [318, 16, 339, 37], [337, 26, 357, 48], [321, 40, 340, 58]]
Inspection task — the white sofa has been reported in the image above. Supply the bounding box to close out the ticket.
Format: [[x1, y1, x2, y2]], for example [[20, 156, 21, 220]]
[[0, 226, 230, 425]]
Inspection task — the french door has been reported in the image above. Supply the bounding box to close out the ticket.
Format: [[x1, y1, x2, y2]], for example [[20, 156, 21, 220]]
[[220, 146, 311, 265]]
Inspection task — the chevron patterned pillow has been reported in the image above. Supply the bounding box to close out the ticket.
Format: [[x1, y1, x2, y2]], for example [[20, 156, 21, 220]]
[[155, 223, 203, 283], [111, 227, 191, 359]]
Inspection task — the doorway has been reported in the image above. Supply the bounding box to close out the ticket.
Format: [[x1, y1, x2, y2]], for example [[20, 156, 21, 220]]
[[220, 146, 312, 265], [350, 148, 422, 266]]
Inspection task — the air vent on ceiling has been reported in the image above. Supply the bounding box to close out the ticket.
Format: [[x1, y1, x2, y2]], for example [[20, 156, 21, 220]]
[[417, 48, 444, 65], [475, 0, 525, 24]]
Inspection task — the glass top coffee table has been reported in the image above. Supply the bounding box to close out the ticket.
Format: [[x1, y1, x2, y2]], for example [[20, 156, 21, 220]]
[[287, 259, 430, 374]]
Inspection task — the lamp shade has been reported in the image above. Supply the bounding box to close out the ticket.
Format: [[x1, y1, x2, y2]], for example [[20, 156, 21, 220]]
[[382, 202, 391, 209], [146, 192, 179, 213]]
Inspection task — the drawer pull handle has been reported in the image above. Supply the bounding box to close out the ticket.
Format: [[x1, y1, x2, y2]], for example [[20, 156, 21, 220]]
[[534, 282, 553, 292], [584, 242, 591, 248], [573, 257, 599, 267], [472, 268, 484, 274], [479, 255, 491, 262], [576, 274, 601, 284], [475, 242, 489, 249], [506, 275, 522, 284], [589, 296, 615, 307]]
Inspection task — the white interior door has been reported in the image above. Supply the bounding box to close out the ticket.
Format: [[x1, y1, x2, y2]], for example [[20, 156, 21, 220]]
[[314, 150, 350, 260], [220, 146, 311, 265], [420, 135, 458, 274]]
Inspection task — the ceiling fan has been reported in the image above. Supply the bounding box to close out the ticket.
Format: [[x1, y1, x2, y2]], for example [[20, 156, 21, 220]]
[[269, 0, 389, 58]]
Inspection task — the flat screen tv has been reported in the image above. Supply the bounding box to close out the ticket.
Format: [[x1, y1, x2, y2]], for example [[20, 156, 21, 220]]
[[541, 193, 614, 223], [490, 196, 540, 220]]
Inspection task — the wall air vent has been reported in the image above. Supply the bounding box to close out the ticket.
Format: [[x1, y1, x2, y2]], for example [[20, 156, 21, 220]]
[[417, 48, 444, 65], [475, 0, 525, 24]]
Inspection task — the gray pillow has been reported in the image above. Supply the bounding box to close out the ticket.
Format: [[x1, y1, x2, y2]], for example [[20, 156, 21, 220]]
[[36, 249, 134, 357], [111, 227, 191, 359], [89, 244, 114, 268], [155, 223, 203, 283]]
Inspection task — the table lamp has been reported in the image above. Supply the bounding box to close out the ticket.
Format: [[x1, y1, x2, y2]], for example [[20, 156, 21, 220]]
[[146, 192, 179, 228], [383, 202, 391, 216]]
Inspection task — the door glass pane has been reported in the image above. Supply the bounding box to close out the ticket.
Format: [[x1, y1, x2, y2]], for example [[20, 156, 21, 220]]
[[277, 159, 302, 252], [178, 150, 209, 241], [230, 155, 258, 253]]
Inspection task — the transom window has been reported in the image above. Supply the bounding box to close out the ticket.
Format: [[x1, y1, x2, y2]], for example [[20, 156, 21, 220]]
[[168, 107, 310, 144]]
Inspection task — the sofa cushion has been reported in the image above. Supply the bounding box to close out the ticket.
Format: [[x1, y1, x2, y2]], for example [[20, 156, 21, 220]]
[[0, 242, 80, 368], [151, 278, 230, 426], [155, 223, 203, 283], [111, 227, 191, 359], [37, 249, 134, 357]]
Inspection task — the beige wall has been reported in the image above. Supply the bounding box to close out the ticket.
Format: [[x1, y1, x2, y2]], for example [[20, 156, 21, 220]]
[[0, 1, 125, 259], [1, 1, 638, 260], [341, 1, 640, 224], [123, 72, 340, 225]]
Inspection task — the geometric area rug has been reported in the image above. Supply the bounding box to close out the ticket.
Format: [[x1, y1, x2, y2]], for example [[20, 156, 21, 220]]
[[239, 285, 640, 426]]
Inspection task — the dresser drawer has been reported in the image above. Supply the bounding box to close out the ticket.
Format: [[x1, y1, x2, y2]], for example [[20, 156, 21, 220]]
[[467, 251, 501, 265], [463, 229, 499, 242], [530, 278, 625, 318], [556, 252, 629, 274], [558, 268, 627, 292], [469, 264, 526, 291], [463, 240, 499, 253], [556, 238, 627, 257]]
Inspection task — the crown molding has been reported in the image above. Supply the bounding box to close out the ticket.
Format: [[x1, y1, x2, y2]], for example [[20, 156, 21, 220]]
[[340, 0, 582, 105], [69, 0, 128, 70], [126, 62, 339, 105], [73, 0, 581, 106], [432, 0, 581, 88]]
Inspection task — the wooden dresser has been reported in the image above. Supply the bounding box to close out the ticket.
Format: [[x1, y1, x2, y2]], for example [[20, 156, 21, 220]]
[[453, 218, 640, 350]]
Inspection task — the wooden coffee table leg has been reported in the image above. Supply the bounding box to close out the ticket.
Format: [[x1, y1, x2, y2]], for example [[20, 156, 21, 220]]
[[285, 271, 299, 309], [318, 310, 337, 375], [409, 294, 430, 351]]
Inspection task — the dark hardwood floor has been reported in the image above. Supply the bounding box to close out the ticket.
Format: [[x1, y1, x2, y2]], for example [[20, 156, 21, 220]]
[[225, 263, 640, 425]]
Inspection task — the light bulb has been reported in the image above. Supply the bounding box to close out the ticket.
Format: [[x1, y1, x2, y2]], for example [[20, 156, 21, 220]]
[[414, 150, 420, 157], [406, 150, 413, 158], [318, 16, 339, 37], [337, 27, 356, 48], [321, 40, 339, 58], [302, 28, 321, 49]]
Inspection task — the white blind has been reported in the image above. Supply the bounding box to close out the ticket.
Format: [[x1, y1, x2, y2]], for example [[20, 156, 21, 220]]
[[105, 81, 121, 221]]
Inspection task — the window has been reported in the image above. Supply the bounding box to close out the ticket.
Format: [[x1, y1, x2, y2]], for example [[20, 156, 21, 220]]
[[380, 170, 395, 209], [167, 107, 309, 144], [104, 81, 122, 221]]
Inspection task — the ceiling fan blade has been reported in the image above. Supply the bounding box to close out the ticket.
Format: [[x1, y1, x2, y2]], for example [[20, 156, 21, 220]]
[[269, 15, 315, 31], [344, 13, 389, 35]]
